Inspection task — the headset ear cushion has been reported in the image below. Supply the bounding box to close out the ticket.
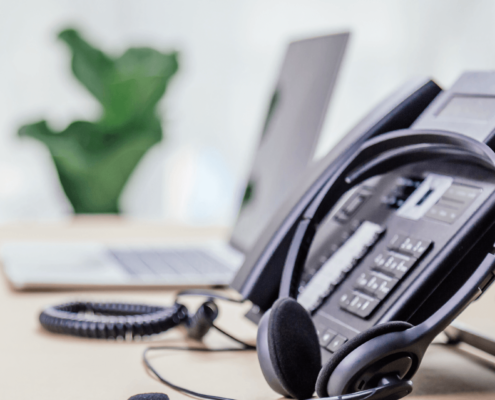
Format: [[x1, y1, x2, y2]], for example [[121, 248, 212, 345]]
[[268, 297, 322, 400], [315, 321, 413, 397]]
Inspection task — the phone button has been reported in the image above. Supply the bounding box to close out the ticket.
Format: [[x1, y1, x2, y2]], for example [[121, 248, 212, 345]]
[[319, 329, 337, 347], [355, 297, 379, 318], [354, 272, 398, 299], [374, 252, 416, 279], [354, 272, 373, 292], [425, 205, 459, 224], [375, 276, 399, 299], [389, 234, 432, 258], [364, 275, 381, 293], [334, 192, 370, 222], [347, 293, 379, 318], [445, 184, 480, 201], [339, 291, 353, 309], [326, 334, 348, 353]]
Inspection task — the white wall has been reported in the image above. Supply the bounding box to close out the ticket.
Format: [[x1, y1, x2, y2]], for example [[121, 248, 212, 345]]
[[0, 0, 494, 224]]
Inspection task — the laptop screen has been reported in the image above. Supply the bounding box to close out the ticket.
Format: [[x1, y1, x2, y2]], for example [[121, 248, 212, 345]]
[[229, 33, 349, 253]]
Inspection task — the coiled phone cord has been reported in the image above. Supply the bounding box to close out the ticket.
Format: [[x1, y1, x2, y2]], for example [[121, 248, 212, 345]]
[[39, 290, 246, 341], [39, 301, 189, 339], [39, 290, 256, 400]]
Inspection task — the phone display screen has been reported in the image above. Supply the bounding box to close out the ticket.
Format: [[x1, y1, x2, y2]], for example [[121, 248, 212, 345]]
[[437, 95, 495, 122]]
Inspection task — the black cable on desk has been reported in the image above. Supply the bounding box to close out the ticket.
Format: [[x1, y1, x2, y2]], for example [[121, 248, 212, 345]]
[[143, 288, 256, 400], [143, 341, 255, 400], [210, 324, 256, 349]]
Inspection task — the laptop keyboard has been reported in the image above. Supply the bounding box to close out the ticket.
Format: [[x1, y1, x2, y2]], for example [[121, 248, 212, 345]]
[[109, 249, 233, 280]]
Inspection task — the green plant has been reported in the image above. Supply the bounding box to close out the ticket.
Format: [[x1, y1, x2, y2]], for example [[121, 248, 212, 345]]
[[19, 29, 179, 213]]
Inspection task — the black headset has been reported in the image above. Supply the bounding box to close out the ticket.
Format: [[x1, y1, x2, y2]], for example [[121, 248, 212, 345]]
[[256, 129, 495, 400]]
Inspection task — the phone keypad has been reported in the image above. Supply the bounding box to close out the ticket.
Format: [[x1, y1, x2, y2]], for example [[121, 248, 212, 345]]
[[310, 174, 484, 359], [340, 233, 432, 319]]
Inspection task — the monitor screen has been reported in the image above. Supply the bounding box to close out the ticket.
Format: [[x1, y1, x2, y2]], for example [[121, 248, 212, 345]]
[[229, 33, 349, 253]]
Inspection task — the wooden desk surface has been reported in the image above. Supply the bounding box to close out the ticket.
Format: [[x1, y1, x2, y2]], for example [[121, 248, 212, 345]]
[[2, 219, 495, 400]]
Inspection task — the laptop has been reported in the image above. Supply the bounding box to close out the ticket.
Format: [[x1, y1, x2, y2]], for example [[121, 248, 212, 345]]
[[1, 32, 349, 290]]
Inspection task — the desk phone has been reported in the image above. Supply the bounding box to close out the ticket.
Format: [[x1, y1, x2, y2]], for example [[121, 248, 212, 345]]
[[254, 72, 495, 400], [299, 72, 495, 361]]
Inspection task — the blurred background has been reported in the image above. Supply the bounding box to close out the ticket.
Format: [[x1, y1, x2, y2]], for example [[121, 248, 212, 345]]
[[1, 0, 495, 226]]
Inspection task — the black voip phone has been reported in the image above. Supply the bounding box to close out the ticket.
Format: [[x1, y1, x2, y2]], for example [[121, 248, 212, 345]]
[[233, 72, 495, 400]]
